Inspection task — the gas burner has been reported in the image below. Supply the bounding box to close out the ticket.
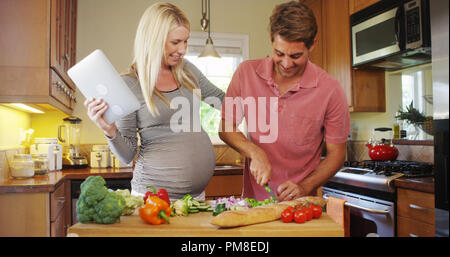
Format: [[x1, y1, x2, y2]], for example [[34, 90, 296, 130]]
[[344, 160, 434, 178]]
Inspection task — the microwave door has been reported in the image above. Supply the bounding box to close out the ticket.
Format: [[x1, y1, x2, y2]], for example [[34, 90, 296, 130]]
[[352, 7, 401, 66]]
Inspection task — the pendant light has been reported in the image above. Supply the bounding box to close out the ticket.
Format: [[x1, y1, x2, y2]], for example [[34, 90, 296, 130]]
[[199, 0, 221, 58]]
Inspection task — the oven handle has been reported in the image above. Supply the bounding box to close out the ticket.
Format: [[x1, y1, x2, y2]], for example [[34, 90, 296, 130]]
[[322, 194, 390, 215]]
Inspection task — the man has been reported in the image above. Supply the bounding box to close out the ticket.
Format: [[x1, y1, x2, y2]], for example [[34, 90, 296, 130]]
[[219, 1, 350, 202]]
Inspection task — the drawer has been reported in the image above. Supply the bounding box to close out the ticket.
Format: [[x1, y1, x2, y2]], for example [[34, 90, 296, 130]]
[[50, 207, 66, 237], [397, 216, 435, 237], [50, 69, 75, 109], [50, 182, 66, 222], [205, 175, 242, 199], [397, 188, 435, 224]]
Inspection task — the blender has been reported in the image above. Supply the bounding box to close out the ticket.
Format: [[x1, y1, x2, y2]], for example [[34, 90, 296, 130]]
[[58, 116, 88, 169]]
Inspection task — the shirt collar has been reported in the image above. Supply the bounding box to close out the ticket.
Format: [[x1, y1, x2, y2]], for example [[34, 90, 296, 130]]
[[256, 57, 319, 92]]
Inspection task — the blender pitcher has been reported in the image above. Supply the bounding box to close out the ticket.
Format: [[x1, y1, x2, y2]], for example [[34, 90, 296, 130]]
[[58, 116, 88, 169]]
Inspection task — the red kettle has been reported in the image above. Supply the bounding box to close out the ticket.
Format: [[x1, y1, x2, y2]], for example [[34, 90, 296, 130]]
[[366, 128, 399, 161]]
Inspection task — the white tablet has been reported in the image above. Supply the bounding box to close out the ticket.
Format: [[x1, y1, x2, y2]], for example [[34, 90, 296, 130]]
[[68, 49, 140, 124]]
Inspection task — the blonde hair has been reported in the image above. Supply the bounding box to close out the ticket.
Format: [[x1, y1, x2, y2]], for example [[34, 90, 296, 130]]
[[128, 2, 199, 116]]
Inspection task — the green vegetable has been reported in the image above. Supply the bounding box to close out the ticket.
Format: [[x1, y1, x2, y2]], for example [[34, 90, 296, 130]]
[[213, 203, 227, 216], [76, 176, 125, 224], [114, 189, 144, 216]]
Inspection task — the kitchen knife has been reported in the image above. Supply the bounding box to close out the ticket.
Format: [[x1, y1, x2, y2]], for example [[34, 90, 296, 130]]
[[264, 184, 278, 203]]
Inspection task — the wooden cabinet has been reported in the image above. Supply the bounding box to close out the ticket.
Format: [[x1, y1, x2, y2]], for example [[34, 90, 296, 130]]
[[0, 181, 70, 237], [205, 174, 243, 200], [349, 0, 381, 14], [397, 188, 435, 237], [301, 0, 385, 112], [0, 0, 77, 114]]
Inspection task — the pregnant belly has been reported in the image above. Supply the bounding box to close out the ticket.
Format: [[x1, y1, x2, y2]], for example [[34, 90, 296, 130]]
[[134, 132, 215, 198]]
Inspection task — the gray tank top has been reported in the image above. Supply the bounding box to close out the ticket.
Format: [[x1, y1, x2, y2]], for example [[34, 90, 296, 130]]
[[107, 60, 225, 199]]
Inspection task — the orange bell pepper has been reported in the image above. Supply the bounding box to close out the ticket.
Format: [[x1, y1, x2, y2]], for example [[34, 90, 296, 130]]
[[139, 196, 171, 225]]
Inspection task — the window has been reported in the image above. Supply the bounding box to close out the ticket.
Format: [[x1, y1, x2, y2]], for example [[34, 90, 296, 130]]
[[186, 32, 249, 144]]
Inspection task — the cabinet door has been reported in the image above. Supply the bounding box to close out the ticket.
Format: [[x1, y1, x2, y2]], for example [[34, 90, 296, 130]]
[[349, 0, 381, 14], [50, 0, 77, 90], [302, 0, 324, 69], [322, 0, 353, 107]]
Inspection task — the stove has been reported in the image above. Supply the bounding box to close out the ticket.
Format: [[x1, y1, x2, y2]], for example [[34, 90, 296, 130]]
[[323, 160, 434, 237], [328, 160, 434, 193]]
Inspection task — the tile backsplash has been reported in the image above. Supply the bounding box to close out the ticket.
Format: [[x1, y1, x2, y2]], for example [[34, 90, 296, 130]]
[[347, 140, 434, 163]]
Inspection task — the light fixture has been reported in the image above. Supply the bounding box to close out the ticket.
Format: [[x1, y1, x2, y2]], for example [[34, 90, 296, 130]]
[[199, 0, 221, 59], [9, 103, 45, 114]]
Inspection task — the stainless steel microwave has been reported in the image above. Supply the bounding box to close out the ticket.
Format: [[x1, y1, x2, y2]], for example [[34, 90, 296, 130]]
[[351, 0, 431, 70]]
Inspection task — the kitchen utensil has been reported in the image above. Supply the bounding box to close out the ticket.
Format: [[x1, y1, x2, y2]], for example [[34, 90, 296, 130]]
[[30, 137, 62, 171], [366, 127, 399, 161], [58, 116, 88, 169], [264, 184, 278, 202]]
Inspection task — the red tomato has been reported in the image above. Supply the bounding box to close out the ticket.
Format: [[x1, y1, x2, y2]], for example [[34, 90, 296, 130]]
[[285, 206, 296, 213], [312, 205, 323, 219], [294, 210, 307, 224], [304, 208, 313, 221], [281, 208, 294, 223]]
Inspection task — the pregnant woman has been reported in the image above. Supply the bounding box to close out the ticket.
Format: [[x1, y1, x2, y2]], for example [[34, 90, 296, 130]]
[[84, 2, 224, 200]]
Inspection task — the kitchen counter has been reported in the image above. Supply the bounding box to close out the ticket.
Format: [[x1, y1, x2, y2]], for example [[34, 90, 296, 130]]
[[0, 165, 243, 194], [0, 168, 133, 194], [67, 211, 344, 237], [394, 177, 434, 194]]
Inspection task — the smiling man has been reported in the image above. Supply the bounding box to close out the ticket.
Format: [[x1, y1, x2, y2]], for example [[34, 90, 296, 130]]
[[219, 1, 350, 202]]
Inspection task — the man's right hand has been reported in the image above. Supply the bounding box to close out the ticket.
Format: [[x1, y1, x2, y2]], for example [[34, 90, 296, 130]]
[[84, 97, 117, 138], [249, 146, 272, 186]]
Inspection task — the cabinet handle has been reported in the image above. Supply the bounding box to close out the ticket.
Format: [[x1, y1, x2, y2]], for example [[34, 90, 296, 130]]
[[57, 196, 66, 204], [409, 233, 419, 237], [409, 204, 433, 212]]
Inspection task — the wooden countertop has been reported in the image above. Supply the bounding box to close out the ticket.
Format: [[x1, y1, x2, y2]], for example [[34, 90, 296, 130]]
[[67, 211, 344, 237], [0, 166, 243, 194], [0, 168, 133, 194], [394, 176, 434, 194]]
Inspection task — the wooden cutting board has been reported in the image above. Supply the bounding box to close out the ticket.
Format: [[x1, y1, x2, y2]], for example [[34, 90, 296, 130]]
[[67, 211, 344, 237]]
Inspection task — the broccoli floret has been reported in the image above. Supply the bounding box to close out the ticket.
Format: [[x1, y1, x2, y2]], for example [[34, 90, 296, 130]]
[[79, 176, 108, 206], [75, 176, 125, 224], [92, 191, 125, 224]]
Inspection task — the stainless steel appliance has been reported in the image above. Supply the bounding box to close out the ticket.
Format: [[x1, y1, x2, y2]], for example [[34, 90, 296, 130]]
[[351, 0, 431, 70], [430, 0, 449, 238], [323, 160, 434, 237]]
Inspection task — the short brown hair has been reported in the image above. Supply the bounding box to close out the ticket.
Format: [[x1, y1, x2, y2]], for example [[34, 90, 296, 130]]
[[270, 1, 317, 48]]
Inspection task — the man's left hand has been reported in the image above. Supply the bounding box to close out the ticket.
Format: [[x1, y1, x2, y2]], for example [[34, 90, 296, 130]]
[[277, 181, 306, 202]]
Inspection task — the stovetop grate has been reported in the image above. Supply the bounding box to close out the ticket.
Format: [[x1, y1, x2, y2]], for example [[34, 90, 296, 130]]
[[343, 160, 434, 177]]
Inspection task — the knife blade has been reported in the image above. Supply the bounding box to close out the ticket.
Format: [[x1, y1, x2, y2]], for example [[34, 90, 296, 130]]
[[264, 184, 278, 203]]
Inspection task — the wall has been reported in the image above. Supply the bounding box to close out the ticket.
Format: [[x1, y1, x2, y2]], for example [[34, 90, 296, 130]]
[[0, 105, 30, 179], [350, 64, 433, 141], [66, 0, 289, 144]]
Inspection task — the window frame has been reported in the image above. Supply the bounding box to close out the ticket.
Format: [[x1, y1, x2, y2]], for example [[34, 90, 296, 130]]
[[187, 32, 249, 145]]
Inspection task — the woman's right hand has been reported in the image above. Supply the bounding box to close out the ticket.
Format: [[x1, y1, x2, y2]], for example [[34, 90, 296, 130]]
[[84, 97, 117, 138]]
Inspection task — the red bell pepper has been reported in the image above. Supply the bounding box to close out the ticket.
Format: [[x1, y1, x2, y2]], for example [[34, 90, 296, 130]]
[[143, 186, 170, 205]]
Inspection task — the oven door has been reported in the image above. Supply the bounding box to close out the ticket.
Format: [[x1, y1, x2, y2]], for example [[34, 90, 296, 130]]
[[322, 187, 395, 237], [352, 7, 402, 66]]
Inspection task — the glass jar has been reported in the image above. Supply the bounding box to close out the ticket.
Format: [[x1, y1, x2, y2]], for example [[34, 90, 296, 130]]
[[32, 154, 49, 175], [11, 154, 34, 179]]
